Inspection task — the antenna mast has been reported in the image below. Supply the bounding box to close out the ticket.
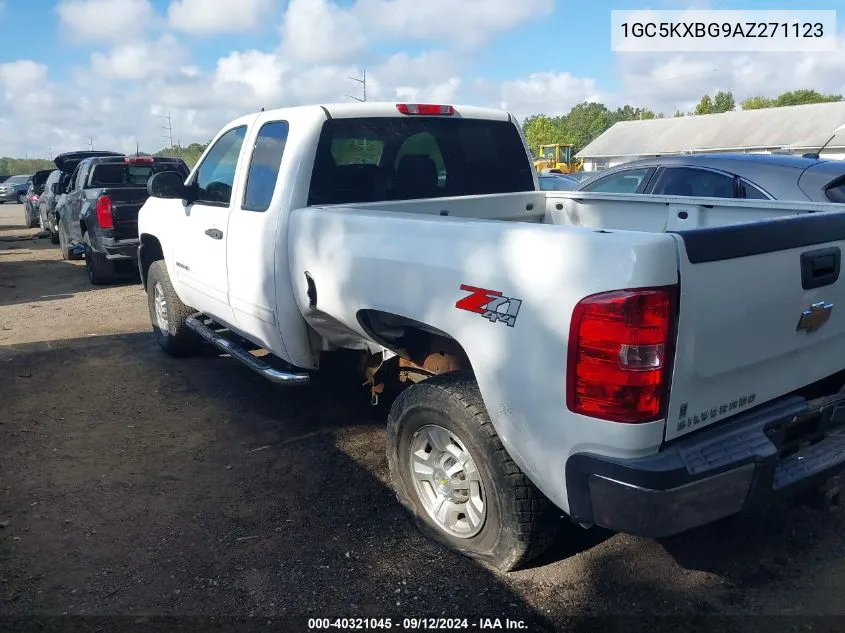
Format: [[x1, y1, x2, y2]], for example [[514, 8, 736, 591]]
[[346, 68, 367, 102]]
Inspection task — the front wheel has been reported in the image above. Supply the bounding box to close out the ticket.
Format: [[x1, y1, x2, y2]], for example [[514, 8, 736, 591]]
[[146, 260, 199, 356], [386, 372, 560, 572]]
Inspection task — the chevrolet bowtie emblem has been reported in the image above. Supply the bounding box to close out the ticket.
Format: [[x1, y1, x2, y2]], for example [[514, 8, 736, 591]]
[[797, 301, 834, 333]]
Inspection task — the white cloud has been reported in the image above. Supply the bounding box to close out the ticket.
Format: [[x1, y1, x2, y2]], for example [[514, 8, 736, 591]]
[[90, 34, 187, 81], [616, 30, 845, 114], [470, 71, 605, 121], [280, 0, 365, 64], [168, 0, 274, 35], [280, 0, 553, 63], [56, 0, 153, 42]]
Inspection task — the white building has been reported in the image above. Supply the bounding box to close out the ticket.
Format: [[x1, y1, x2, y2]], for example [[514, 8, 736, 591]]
[[576, 101, 845, 172]]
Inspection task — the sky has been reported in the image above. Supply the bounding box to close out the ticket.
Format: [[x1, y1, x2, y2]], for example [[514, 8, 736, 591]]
[[0, 0, 844, 158]]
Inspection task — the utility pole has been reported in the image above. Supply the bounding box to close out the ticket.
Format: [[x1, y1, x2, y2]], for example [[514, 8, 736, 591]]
[[48, 147, 52, 160], [159, 113, 174, 149], [87, 137, 94, 150], [346, 68, 367, 102]]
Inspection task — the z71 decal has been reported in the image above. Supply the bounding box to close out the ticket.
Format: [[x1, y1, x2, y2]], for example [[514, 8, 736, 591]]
[[455, 285, 522, 327]]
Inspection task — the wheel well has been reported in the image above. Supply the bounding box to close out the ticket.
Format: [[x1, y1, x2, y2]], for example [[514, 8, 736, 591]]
[[356, 309, 473, 381], [139, 234, 164, 290]]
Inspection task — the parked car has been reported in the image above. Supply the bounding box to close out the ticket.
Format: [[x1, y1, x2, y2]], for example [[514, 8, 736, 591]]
[[0, 174, 32, 204], [41, 150, 123, 244], [538, 173, 579, 191], [575, 153, 845, 202], [138, 102, 845, 572], [56, 154, 189, 284], [23, 169, 54, 228]]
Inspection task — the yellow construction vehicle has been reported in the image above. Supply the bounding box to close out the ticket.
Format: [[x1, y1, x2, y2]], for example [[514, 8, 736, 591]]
[[534, 144, 584, 174]]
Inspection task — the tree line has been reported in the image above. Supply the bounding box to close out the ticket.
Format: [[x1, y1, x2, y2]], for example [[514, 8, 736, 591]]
[[0, 157, 55, 178], [523, 89, 842, 156]]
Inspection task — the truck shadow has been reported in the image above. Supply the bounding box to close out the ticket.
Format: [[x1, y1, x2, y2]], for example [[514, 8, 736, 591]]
[[0, 333, 555, 629]]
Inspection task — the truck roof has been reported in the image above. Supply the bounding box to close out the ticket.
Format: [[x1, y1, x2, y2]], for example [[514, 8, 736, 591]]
[[223, 102, 514, 130]]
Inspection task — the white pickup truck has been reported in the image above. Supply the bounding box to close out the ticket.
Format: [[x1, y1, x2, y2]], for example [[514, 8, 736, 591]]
[[137, 102, 845, 571]]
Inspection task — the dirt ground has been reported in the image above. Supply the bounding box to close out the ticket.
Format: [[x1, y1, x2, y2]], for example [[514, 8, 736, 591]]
[[1, 202, 844, 632]]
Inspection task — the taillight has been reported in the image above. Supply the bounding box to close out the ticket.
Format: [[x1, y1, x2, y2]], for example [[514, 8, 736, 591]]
[[96, 195, 113, 229], [30, 194, 39, 201], [125, 155, 155, 164], [566, 286, 677, 423], [396, 103, 455, 115]]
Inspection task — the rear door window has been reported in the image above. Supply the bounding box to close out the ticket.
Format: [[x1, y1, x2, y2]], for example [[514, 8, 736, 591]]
[[308, 116, 535, 205], [242, 120, 290, 212], [650, 167, 735, 198]]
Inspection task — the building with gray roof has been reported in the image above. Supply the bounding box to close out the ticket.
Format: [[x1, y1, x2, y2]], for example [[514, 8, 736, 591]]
[[576, 101, 845, 171]]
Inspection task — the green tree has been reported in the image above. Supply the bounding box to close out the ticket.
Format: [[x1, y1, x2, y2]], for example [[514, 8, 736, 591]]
[[674, 110, 685, 117], [712, 90, 735, 113], [155, 142, 209, 168], [740, 95, 775, 110], [774, 89, 842, 107], [694, 94, 714, 115], [522, 115, 568, 153], [0, 157, 55, 177]]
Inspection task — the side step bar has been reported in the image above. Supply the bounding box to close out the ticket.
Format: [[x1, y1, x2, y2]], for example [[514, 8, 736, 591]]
[[185, 314, 311, 386]]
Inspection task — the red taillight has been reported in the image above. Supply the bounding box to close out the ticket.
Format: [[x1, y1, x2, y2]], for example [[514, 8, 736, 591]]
[[30, 194, 39, 201], [566, 286, 677, 423], [396, 103, 455, 115], [96, 195, 113, 229], [125, 155, 154, 164]]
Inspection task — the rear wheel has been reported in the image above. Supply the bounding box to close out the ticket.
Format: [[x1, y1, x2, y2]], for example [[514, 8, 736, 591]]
[[386, 372, 560, 572], [17, 192, 26, 205], [146, 260, 199, 356], [83, 233, 115, 285]]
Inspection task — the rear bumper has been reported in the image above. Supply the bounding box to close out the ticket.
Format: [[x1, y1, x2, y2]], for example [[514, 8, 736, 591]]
[[98, 238, 140, 260], [565, 394, 845, 538]]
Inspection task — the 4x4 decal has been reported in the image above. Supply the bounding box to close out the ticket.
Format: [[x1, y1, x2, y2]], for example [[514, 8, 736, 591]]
[[455, 284, 522, 327]]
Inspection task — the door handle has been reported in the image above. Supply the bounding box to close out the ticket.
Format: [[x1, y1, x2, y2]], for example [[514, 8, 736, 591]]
[[801, 247, 841, 290], [205, 228, 224, 240]]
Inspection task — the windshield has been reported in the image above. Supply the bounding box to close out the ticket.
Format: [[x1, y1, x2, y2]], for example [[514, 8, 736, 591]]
[[308, 116, 535, 205], [540, 146, 556, 160], [88, 161, 188, 187], [4, 175, 30, 185]]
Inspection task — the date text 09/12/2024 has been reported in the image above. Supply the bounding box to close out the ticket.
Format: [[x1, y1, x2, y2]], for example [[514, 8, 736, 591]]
[[307, 618, 529, 630]]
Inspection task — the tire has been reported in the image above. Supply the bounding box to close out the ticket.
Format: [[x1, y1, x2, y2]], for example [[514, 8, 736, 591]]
[[58, 219, 70, 260], [146, 259, 199, 356], [50, 225, 60, 245], [83, 233, 114, 285], [386, 372, 560, 572]]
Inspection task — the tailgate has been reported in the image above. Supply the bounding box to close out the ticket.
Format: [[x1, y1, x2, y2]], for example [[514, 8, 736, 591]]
[[102, 187, 148, 240], [665, 212, 845, 441]]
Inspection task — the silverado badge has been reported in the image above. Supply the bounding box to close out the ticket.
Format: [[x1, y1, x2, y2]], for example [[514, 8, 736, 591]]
[[796, 301, 834, 333]]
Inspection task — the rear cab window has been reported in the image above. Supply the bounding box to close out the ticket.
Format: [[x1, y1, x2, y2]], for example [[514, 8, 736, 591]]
[[87, 159, 189, 188], [307, 115, 535, 205]]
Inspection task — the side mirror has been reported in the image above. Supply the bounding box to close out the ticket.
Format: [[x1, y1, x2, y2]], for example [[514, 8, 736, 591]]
[[148, 171, 189, 200]]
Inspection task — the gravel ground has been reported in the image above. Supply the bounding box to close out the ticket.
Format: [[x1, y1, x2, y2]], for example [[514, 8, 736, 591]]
[[1, 202, 844, 633]]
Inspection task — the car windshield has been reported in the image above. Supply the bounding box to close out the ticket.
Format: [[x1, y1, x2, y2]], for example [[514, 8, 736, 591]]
[[4, 175, 30, 185], [539, 175, 578, 191]]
